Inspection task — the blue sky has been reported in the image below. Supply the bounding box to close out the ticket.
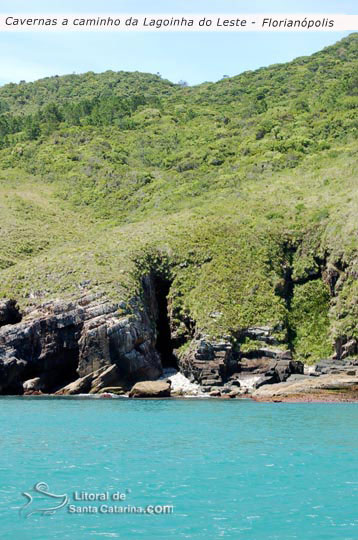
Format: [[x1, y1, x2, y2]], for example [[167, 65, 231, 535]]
[[0, 0, 357, 86]]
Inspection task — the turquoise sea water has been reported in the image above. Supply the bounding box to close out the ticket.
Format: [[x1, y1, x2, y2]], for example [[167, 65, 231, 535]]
[[1, 398, 358, 540]]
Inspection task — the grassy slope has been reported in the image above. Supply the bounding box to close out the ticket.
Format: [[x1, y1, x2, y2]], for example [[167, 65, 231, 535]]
[[0, 34, 357, 363]]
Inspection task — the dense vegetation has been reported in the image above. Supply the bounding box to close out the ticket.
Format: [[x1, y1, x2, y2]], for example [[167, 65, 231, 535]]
[[0, 33, 358, 363]]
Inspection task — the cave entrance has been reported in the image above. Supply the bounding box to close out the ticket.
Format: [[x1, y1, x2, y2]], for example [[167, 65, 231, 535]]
[[153, 276, 178, 369]]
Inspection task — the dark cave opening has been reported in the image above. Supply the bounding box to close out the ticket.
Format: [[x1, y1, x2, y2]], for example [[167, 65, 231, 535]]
[[153, 276, 178, 369], [0, 299, 22, 327], [19, 328, 81, 394], [46, 350, 80, 393]]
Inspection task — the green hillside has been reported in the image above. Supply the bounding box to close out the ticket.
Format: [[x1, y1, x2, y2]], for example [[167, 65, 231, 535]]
[[0, 33, 358, 363]]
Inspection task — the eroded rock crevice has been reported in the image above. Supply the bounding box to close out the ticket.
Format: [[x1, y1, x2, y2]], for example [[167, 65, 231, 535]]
[[151, 275, 177, 369]]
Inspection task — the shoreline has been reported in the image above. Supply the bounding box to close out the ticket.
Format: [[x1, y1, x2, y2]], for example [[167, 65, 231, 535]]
[[2, 390, 358, 403], [252, 393, 358, 403]]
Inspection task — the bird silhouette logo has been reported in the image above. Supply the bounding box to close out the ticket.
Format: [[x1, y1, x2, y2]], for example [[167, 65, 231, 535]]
[[19, 482, 69, 518]]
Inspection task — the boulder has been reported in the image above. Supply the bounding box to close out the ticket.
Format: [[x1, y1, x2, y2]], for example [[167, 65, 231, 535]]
[[129, 380, 171, 398], [178, 338, 236, 388], [23, 377, 44, 392]]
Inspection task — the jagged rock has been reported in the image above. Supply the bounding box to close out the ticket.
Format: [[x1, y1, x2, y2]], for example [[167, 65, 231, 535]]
[[178, 338, 237, 388], [77, 298, 161, 381], [228, 388, 240, 398], [341, 339, 358, 359], [209, 389, 221, 397], [274, 359, 303, 381], [129, 380, 171, 398], [55, 368, 106, 395], [89, 364, 123, 394], [0, 299, 22, 326], [178, 337, 299, 392], [0, 294, 162, 394], [229, 357, 303, 391], [334, 337, 358, 360], [56, 364, 125, 395]]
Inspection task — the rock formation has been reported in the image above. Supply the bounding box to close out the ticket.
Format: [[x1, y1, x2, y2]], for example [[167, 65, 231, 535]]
[[0, 294, 161, 395], [129, 380, 171, 398]]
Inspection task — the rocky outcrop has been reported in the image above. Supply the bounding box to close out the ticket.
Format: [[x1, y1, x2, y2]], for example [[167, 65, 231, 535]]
[[55, 369, 102, 395], [23, 377, 44, 393], [178, 339, 237, 391], [253, 373, 358, 401], [307, 357, 358, 376], [55, 364, 126, 395], [0, 294, 161, 395], [334, 338, 358, 360], [1, 287, 355, 398], [129, 380, 171, 398], [178, 335, 303, 394]]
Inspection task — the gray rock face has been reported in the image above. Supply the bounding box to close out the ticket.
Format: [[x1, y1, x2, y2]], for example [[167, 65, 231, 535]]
[[129, 380, 171, 398], [0, 294, 162, 395], [77, 297, 161, 381], [178, 338, 236, 392], [178, 336, 303, 394], [309, 357, 358, 376]]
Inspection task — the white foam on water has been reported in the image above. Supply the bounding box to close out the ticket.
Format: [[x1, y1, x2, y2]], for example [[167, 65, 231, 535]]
[[160, 368, 204, 397], [236, 374, 262, 390]]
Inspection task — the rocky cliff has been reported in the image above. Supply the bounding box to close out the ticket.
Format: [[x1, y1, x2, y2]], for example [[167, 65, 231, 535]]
[[0, 293, 161, 395], [0, 285, 305, 396]]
